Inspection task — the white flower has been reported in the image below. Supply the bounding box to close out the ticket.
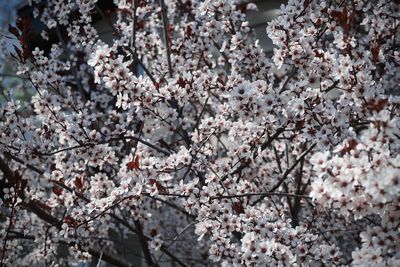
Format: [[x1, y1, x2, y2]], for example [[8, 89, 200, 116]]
[[88, 44, 111, 66]]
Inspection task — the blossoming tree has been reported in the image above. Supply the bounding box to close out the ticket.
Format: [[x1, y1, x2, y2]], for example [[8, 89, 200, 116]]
[[0, 0, 399, 266]]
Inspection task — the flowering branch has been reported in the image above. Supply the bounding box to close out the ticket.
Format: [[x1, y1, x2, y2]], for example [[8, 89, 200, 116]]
[[1, 0, 399, 266]]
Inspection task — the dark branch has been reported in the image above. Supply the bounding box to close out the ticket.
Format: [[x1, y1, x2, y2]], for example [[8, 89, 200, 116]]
[[159, 0, 173, 78]]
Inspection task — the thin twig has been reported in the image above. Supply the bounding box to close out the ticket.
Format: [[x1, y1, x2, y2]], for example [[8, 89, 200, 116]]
[[157, 221, 196, 262], [43, 135, 170, 156], [272, 144, 315, 192], [94, 4, 158, 85], [159, 0, 173, 78], [134, 220, 159, 267], [55, 25, 86, 98], [222, 126, 286, 181], [251, 143, 316, 206], [96, 250, 103, 267]]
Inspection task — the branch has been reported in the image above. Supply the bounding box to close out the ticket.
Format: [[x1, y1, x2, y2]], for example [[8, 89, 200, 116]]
[[131, 0, 138, 52], [5, 155, 187, 267], [251, 143, 316, 206], [259, 126, 287, 153], [210, 192, 311, 200], [111, 216, 188, 267], [94, 4, 158, 85], [321, 80, 340, 93], [157, 221, 195, 262], [4, 152, 44, 175], [159, 0, 173, 78], [222, 126, 286, 181], [269, 143, 316, 192], [43, 135, 170, 156], [55, 25, 86, 98], [134, 220, 159, 267], [290, 153, 305, 227], [4, 151, 191, 266], [140, 191, 310, 200], [175, 0, 231, 70], [144, 194, 194, 219], [278, 67, 295, 94], [0, 156, 133, 267]]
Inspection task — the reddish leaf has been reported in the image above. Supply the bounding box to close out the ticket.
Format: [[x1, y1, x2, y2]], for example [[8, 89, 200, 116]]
[[52, 187, 63, 196], [296, 119, 306, 129], [16, 18, 25, 31], [74, 177, 83, 190], [177, 77, 189, 88], [8, 24, 20, 38], [12, 45, 23, 61], [331, 8, 348, 27], [22, 46, 31, 61], [137, 20, 145, 30], [20, 33, 33, 61], [216, 76, 225, 86], [127, 155, 140, 170], [370, 43, 381, 63], [236, 3, 248, 13], [179, 1, 192, 13], [150, 228, 158, 237], [149, 179, 168, 193], [341, 138, 358, 154], [168, 24, 174, 40], [331, 7, 351, 34], [232, 202, 245, 214], [185, 25, 193, 37], [367, 98, 388, 111], [137, 0, 147, 8], [314, 50, 324, 58], [64, 216, 79, 228]]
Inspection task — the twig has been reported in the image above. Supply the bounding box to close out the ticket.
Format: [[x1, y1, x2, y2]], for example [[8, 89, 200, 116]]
[[131, 0, 138, 52], [211, 192, 310, 200], [96, 250, 103, 267], [251, 143, 316, 206], [55, 25, 86, 98], [134, 220, 159, 267], [94, 4, 158, 85], [140, 191, 310, 200], [159, 0, 173, 78], [270, 143, 316, 192], [157, 221, 195, 262], [221, 126, 286, 181], [43, 135, 170, 156]]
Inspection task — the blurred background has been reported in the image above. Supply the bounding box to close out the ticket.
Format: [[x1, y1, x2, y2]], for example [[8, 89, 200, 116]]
[[0, 0, 33, 104]]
